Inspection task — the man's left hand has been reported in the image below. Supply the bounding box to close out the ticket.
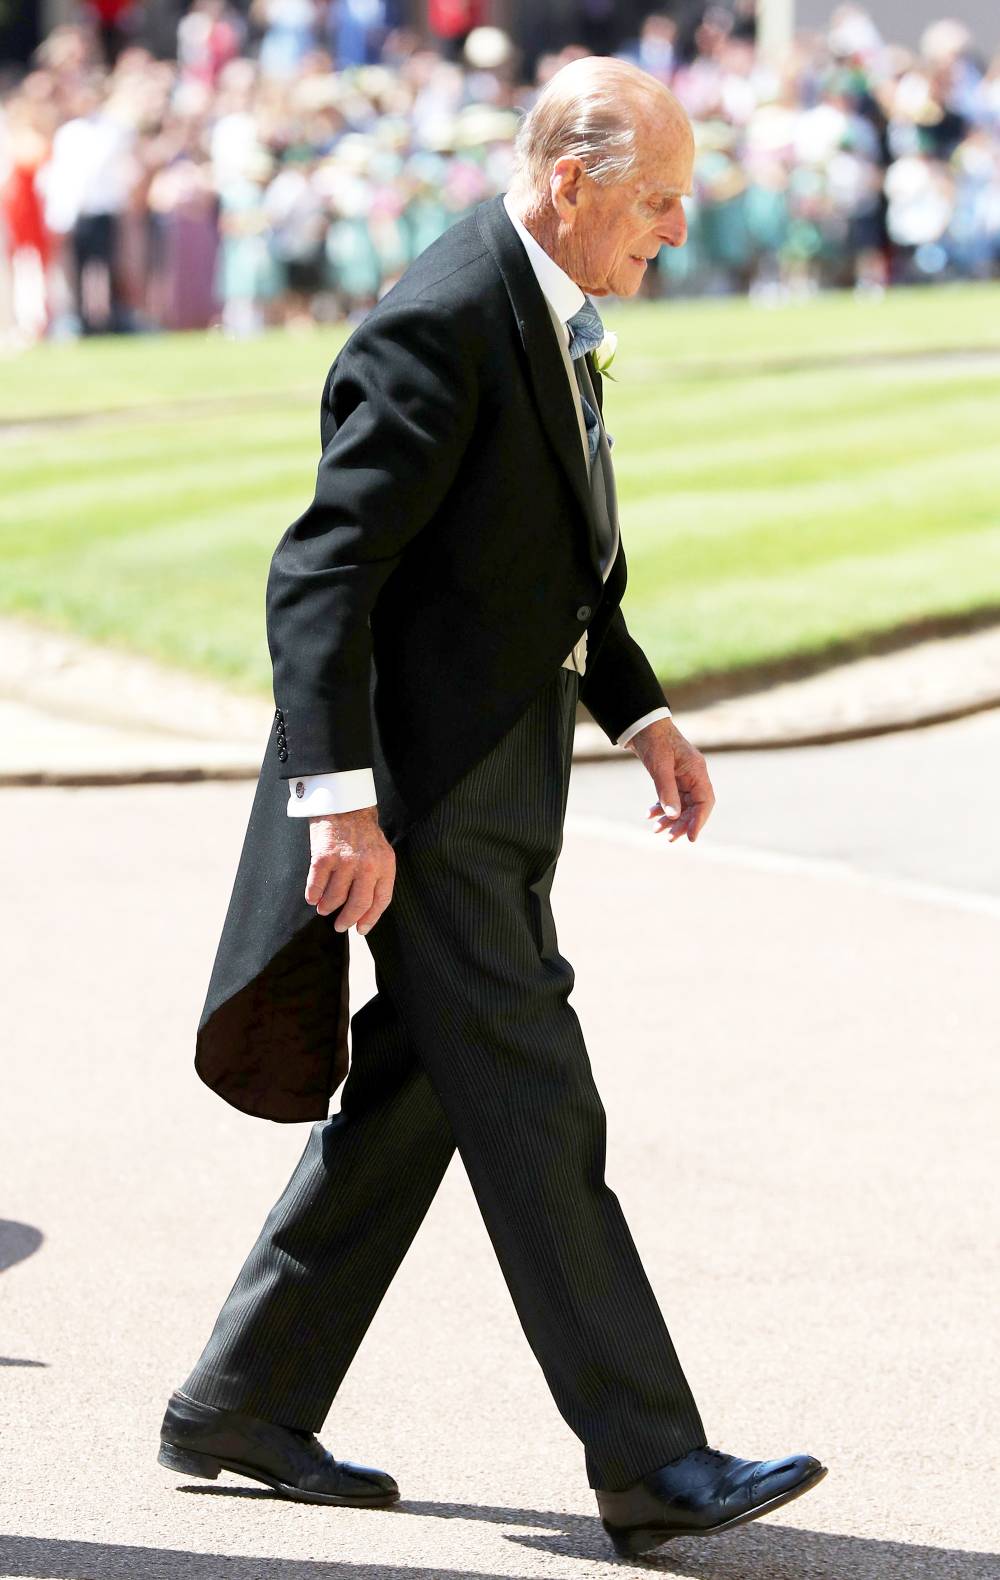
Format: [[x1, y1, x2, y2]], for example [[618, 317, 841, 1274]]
[[627, 717, 715, 842]]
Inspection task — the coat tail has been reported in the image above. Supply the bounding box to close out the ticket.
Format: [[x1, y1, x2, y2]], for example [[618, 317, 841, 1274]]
[[194, 733, 350, 1123]]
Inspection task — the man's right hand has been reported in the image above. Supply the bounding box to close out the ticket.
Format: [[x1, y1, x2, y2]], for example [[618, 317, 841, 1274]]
[[305, 807, 395, 936]]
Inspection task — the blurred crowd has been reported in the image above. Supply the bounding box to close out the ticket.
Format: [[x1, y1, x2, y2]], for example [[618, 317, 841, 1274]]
[[1, 2, 998, 343]]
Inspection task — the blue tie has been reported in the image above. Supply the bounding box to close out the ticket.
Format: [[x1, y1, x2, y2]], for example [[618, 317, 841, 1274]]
[[566, 301, 604, 466], [566, 299, 605, 360]]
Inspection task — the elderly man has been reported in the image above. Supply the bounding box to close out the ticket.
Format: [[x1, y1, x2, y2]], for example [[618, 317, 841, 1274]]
[[158, 57, 826, 1557]]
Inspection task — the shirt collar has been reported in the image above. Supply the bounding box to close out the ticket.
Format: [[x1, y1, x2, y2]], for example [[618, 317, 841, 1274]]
[[502, 191, 586, 327]]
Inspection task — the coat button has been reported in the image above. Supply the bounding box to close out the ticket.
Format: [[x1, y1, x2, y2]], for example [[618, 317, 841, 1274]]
[[278, 747, 288, 761], [576, 604, 592, 622]]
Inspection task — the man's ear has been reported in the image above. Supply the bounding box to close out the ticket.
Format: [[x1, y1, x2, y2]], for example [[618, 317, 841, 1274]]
[[551, 156, 586, 221]]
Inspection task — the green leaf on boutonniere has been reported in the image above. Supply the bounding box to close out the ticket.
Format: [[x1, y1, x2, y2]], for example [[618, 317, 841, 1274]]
[[593, 330, 618, 381]]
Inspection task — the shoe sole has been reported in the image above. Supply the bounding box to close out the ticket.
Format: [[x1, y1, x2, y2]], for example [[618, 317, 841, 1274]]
[[157, 1440, 400, 1508], [602, 1463, 828, 1557]]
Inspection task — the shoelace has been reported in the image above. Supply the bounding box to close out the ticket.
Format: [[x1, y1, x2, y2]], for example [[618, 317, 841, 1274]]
[[288, 1428, 330, 1462]]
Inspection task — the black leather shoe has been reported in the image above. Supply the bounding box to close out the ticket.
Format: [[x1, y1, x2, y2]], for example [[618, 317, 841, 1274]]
[[596, 1445, 827, 1556], [158, 1390, 399, 1507]]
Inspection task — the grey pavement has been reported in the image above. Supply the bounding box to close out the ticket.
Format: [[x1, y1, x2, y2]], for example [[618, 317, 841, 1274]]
[[570, 705, 1000, 901], [1, 710, 997, 1579]]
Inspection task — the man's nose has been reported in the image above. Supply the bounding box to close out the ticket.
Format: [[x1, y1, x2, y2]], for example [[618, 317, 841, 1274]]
[[655, 207, 687, 248]]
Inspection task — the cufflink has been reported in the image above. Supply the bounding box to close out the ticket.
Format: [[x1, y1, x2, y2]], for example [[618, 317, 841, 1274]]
[[295, 781, 305, 798]]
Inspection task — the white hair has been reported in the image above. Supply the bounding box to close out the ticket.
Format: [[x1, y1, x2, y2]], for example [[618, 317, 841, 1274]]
[[513, 81, 640, 191]]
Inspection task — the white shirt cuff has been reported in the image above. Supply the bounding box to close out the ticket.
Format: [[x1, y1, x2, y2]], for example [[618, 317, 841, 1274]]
[[617, 706, 672, 748], [286, 768, 377, 817]]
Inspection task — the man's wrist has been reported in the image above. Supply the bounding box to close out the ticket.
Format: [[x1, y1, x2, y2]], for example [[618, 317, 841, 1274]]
[[309, 802, 378, 817], [618, 706, 673, 750]]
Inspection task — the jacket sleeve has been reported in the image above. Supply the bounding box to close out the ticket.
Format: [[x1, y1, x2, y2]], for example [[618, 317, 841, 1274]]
[[578, 606, 669, 744], [266, 298, 478, 778]]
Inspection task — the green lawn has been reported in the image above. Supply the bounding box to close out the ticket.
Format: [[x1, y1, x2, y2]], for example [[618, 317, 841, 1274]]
[[2, 282, 999, 697]]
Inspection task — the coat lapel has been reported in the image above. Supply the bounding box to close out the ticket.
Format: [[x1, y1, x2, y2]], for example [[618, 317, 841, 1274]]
[[578, 353, 616, 525], [476, 197, 599, 543], [576, 351, 620, 572], [588, 355, 604, 415]]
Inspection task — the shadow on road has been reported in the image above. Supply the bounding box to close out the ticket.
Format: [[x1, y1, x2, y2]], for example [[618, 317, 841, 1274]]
[[10, 1504, 994, 1579], [406, 1502, 997, 1578], [0, 1219, 46, 1368], [0, 1219, 43, 1273], [0, 1538, 510, 1580]]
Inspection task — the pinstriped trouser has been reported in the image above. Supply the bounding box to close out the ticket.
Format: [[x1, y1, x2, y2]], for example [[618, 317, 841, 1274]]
[[182, 668, 706, 1491]]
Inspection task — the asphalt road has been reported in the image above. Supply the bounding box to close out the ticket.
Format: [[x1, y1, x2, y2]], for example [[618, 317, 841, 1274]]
[[571, 708, 1000, 903], [1, 712, 997, 1580]]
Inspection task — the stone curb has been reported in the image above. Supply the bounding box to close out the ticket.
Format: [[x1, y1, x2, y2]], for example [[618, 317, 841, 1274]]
[[3, 692, 992, 790], [1, 763, 259, 788], [3, 690, 998, 789], [1, 618, 998, 788], [574, 691, 1000, 761]]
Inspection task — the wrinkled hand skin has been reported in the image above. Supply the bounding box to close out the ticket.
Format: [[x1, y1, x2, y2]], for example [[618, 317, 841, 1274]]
[[305, 806, 396, 935], [628, 717, 716, 843]]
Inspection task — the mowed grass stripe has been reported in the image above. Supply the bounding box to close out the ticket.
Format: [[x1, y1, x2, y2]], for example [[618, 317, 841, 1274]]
[[2, 505, 277, 690], [0, 409, 317, 502], [2, 283, 999, 692], [603, 281, 1000, 364], [27, 349, 977, 539], [2, 446, 314, 540], [612, 366, 1000, 458], [624, 442, 999, 549], [0, 332, 344, 422], [3, 281, 997, 424], [616, 402, 999, 499], [628, 523, 1000, 680]]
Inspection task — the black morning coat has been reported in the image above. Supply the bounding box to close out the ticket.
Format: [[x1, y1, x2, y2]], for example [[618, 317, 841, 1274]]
[[195, 194, 670, 1122]]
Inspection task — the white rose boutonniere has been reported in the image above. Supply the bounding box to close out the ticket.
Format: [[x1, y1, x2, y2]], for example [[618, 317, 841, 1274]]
[[593, 331, 618, 381]]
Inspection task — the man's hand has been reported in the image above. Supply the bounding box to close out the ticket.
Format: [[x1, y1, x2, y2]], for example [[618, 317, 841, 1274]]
[[305, 806, 395, 935], [627, 717, 716, 843]]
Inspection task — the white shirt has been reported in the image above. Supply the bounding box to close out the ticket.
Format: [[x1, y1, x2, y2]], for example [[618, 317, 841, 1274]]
[[44, 114, 135, 231], [286, 195, 670, 817]]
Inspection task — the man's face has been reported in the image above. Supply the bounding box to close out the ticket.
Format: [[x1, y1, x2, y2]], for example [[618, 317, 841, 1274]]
[[555, 103, 694, 297]]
